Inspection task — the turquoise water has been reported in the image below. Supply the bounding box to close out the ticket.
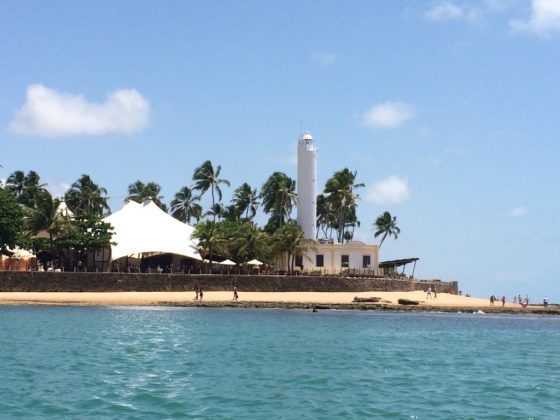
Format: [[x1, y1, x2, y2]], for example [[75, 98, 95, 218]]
[[0, 307, 559, 419]]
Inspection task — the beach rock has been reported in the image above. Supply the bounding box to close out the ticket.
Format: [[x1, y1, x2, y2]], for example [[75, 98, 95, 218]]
[[398, 299, 420, 306], [353, 296, 381, 303]]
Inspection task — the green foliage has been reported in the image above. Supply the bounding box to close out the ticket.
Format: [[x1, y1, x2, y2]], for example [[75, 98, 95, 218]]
[[272, 222, 312, 274], [192, 160, 230, 223], [0, 188, 26, 255], [127, 180, 166, 211], [261, 172, 297, 233], [5, 170, 47, 209], [374, 211, 400, 248], [56, 213, 114, 256], [232, 182, 259, 220], [65, 174, 110, 216], [170, 186, 201, 224], [193, 220, 272, 266], [321, 168, 364, 243]]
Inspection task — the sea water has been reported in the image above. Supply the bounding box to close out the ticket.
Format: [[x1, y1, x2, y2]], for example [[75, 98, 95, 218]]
[[0, 307, 558, 419]]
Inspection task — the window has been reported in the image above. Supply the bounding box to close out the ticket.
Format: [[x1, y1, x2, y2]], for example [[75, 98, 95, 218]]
[[295, 255, 303, 268], [316, 254, 324, 267], [362, 255, 371, 268], [341, 255, 349, 268]]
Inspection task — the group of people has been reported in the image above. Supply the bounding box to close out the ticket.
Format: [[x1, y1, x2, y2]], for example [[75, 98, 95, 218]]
[[193, 286, 239, 301], [426, 287, 437, 299], [194, 287, 204, 301], [489, 295, 506, 306], [490, 294, 551, 309]]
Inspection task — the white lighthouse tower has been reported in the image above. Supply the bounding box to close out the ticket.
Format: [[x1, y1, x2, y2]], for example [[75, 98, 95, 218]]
[[297, 132, 317, 240]]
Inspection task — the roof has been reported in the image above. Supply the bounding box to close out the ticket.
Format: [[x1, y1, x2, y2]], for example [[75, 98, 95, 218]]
[[379, 258, 419, 268], [103, 200, 202, 261]]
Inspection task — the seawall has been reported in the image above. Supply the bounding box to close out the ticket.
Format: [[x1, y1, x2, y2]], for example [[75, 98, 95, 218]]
[[0, 272, 458, 294]]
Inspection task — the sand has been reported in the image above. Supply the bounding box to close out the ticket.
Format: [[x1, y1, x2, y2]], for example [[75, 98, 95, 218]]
[[0, 290, 531, 309]]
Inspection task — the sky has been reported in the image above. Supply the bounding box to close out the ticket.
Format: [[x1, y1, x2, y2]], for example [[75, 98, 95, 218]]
[[1, 0, 560, 301]]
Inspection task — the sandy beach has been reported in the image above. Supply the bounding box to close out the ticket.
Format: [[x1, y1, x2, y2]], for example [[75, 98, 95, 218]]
[[0, 291, 550, 313]]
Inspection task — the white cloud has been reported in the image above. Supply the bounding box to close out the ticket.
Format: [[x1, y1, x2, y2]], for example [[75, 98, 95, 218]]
[[310, 52, 337, 66], [510, 0, 560, 35], [509, 206, 528, 217], [363, 101, 414, 128], [10, 84, 150, 137], [367, 176, 410, 204], [425, 1, 480, 22]]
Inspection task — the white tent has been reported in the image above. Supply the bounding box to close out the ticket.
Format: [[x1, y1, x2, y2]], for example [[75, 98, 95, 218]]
[[103, 200, 202, 261]]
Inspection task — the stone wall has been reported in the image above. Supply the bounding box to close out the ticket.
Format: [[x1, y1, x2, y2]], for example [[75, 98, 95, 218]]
[[0, 272, 458, 294]]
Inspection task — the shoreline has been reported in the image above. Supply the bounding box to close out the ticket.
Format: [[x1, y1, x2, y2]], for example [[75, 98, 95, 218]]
[[0, 291, 556, 315]]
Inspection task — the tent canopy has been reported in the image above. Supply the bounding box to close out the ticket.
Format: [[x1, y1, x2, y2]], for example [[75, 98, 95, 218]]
[[103, 200, 202, 261], [220, 259, 236, 266], [247, 259, 263, 265]]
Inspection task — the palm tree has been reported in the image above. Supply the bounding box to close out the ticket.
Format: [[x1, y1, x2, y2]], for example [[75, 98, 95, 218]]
[[222, 204, 242, 223], [323, 168, 364, 243], [5, 170, 47, 208], [261, 172, 298, 232], [27, 190, 70, 244], [5, 170, 25, 199], [170, 186, 202, 224], [272, 222, 313, 274], [192, 220, 222, 272], [127, 180, 166, 211], [65, 174, 110, 216], [232, 183, 259, 220], [204, 202, 224, 221], [374, 211, 401, 248], [192, 160, 230, 221]]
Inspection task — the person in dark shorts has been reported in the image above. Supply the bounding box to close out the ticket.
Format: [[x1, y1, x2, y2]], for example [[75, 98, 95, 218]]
[[233, 286, 239, 301]]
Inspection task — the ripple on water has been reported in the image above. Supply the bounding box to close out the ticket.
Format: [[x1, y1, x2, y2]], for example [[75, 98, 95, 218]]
[[0, 307, 559, 418]]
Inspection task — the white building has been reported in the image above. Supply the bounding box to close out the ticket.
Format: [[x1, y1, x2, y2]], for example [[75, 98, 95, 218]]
[[297, 132, 317, 240], [291, 131, 379, 275]]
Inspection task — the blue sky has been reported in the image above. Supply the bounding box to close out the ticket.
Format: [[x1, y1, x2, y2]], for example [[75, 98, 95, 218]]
[[1, 0, 560, 300]]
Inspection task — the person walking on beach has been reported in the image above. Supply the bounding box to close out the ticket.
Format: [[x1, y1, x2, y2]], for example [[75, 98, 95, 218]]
[[427, 287, 432, 299], [543, 296, 549, 309], [199, 288, 204, 301], [490, 295, 495, 306], [433, 288, 437, 299], [233, 286, 239, 301], [501, 296, 506, 307], [194, 287, 199, 301]]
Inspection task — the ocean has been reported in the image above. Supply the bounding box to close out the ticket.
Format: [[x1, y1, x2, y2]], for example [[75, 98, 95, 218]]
[[0, 306, 558, 418]]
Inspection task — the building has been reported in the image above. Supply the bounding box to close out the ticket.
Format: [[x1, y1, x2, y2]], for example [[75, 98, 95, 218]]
[[297, 132, 317, 240], [291, 132, 379, 275]]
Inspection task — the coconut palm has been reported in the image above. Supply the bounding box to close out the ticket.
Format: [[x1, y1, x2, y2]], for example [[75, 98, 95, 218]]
[[232, 183, 259, 220], [127, 180, 166, 211], [272, 222, 313, 274], [374, 211, 400, 248], [222, 204, 242, 223], [5, 170, 47, 208], [192, 160, 230, 221], [65, 174, 110, 216], [261, 172, 297, 232], [204, 202, 224, 221], [170, 186, 202, 224], [192, 220, 223, 272], [27, 190, 70, 244], [323, 168, 364, 243]]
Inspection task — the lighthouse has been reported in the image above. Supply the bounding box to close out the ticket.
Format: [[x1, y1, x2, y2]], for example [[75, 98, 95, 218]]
[[297, 132, 317, 240]]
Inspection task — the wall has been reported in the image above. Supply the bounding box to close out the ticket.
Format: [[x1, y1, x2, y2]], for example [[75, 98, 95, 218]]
[[0, 272, 458, 294]]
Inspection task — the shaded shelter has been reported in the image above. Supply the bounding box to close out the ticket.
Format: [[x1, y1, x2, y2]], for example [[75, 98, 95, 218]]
[[379, 258, 419, 278]]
